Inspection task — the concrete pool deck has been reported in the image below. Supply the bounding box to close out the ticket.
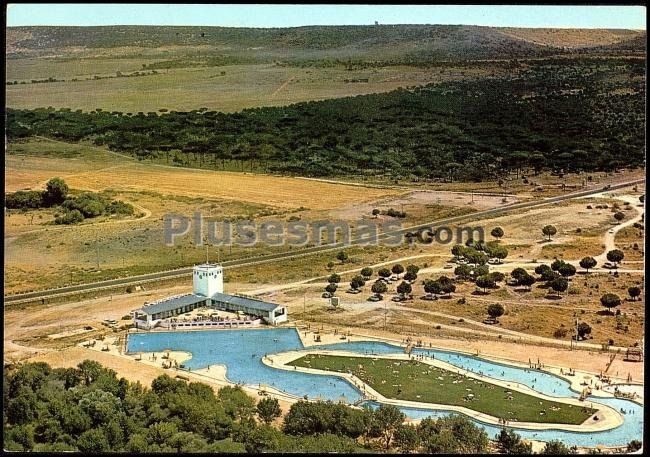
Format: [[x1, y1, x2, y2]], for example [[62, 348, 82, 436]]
[[264, 349, 624, 433]]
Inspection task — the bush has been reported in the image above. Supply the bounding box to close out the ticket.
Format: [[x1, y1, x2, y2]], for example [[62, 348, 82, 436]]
[[553, 328, 568, 338], [5, 190, 44, 209], [55, 209, 84, 225], [107, 200, 134, 215]]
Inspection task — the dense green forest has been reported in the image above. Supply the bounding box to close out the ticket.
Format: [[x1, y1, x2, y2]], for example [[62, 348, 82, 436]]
[[6, 57, 644, 181], [4, 360, 508, 453]]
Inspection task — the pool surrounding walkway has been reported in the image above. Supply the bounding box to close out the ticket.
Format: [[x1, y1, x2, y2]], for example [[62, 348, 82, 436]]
[[267, 349, 622, 432], [126, 327, 643, 448]]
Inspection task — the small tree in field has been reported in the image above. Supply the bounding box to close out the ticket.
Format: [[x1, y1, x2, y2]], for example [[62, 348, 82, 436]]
[[378, 268, 391, 280], [396, 281, 412, 299], [371, 281, 387, 298], [577, 322, 592, 340], [518, 274, 536, 291], [451, 244, 466, 259], [491, 227, 504, 240], [579, 256, 597, 273], [406, 264, 419, 275], [490, 245, 508, 263], [328, 273, 341, 284], [475, 275, 496, 294], [558, 263, 576, 279], [606, 249, 624, 266], [404, 271, 417, 283], [535, 264, 552, 276], [628, 286, 641, 301], [542, 225, 557, 241], [511, 267, 527, 281], [325, 283, 337, 296], [600, 293, 621, 315], [44, 177, 69, 206], [392, 264, 405, 277], [423, 280, 442, 299], [549, 278, 568, 297], [614, 211, 625, 222], [372, 208, 381, 218], [441, 281, 456, 297], [361, 267, 373, 279], [350, 276, 365, 291], [454, 264, 472, 280], [336, 251, 349, 264], [487, 303, 505, 322]]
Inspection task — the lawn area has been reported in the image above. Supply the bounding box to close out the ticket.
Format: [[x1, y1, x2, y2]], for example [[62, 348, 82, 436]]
[[289, 354, 596, 425]]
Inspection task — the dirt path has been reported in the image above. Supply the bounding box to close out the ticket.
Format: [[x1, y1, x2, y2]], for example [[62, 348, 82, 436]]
[[593, 194, 644, 265], [270, 76, 295, 98]]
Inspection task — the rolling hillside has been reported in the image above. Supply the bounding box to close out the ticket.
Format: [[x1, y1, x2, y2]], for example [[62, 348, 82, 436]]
[[6, 25, 646, 61]]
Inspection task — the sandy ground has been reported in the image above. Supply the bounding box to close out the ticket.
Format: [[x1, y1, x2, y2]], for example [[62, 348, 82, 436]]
[[28, 343, 296, 415], [330, 189, 516, 220]]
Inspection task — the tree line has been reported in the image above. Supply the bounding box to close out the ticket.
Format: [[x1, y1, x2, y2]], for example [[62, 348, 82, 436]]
[[2, 359, 501, 453], [6, 58, 644, 181]]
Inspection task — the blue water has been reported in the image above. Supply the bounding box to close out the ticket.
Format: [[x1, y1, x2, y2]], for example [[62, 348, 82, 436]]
[[411, 347, 575, 397], [128, 328, 362, 401], [127, 328, 643, 446]]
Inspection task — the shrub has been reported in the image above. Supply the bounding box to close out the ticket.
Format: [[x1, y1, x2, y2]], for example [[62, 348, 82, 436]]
[[5, 190, 44, 209], [553, 328, 568, 338], [55, 209, 84, 225]]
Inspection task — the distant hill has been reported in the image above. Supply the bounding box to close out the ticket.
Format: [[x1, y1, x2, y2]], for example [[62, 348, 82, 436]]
[[6, 25, 646, 61]]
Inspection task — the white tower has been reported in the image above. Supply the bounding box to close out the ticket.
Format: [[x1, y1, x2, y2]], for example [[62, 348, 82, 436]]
[[192, 263, 224, 298]]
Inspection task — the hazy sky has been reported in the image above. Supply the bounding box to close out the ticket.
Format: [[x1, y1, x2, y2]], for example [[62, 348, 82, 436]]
[[6, 4, 646, 29]]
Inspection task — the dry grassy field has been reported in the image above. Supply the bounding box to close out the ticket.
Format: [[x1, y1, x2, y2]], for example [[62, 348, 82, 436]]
[[4, 138, 404, 293], [5, 60, 499, 112]]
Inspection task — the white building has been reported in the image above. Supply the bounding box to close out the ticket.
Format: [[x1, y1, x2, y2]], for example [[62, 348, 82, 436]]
[[192, 263, 223, 297], [133, 263, 287, 329]]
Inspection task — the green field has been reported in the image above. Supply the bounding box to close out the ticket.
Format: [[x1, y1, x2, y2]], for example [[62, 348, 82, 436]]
[[289, 355, 596, 425], [5, 61, 495, 113]]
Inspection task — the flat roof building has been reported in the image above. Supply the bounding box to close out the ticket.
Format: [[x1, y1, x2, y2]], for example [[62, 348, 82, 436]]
[[133, 264, 287, 329]]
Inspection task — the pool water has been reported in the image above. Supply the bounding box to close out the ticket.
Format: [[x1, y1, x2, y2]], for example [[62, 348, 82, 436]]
[[127, 328, 643, 447]]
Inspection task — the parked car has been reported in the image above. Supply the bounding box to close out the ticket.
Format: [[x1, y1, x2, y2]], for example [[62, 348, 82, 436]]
[[322, 292, 332, 298], [603, 262, 615, 269], [368, 295, 382, 302], [346, 289, 361, 294]]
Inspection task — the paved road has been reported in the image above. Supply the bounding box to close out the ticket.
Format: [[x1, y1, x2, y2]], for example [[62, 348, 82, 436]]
[[4, 178, 643, 304]]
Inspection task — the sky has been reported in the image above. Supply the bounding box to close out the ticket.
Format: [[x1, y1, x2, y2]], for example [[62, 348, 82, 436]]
[[6, 4, 646, 30]]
